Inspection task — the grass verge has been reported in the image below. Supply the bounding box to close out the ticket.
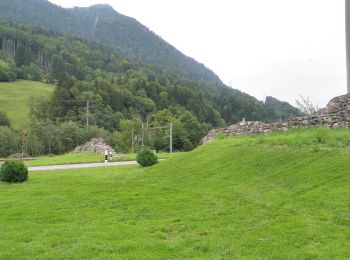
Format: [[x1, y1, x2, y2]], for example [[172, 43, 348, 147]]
[[25, 151, 185, 167]]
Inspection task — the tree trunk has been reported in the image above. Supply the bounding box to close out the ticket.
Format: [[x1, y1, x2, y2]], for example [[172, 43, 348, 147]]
[[346, 0, 350, 93]]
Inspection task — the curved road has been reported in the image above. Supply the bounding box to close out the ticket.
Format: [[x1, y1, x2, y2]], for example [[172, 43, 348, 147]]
[[28, 161, 138, 171]]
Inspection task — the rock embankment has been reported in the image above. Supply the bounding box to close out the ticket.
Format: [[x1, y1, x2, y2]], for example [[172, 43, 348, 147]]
[[74, 138, 124, 158], [202, 94, 350, 144]]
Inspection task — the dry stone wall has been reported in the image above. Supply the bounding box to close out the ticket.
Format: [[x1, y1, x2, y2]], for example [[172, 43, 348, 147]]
[[202, 94, 350, 144]]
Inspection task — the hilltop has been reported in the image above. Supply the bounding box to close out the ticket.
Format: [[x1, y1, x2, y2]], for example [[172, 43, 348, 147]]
[[1, 128, 350, 258]]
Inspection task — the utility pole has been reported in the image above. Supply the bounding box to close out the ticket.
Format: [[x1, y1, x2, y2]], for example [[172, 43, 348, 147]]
[[86, 100, 90, 127], [169, 122, 173, 153], [141, 123, 144, 148], [346, 0, 350, 93], [147, 115, 151, 145], [131, 126, 134, 153]]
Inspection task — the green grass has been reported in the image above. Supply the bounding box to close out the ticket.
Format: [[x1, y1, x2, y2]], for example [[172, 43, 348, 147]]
[[25, 151, 185, 167], [25, 152, 109, 166], [1, 128, 350, 258], [0, 80, 54, 129]]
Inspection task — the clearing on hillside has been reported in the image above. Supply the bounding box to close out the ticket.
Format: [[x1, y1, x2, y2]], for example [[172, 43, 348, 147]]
[[1, 128, 350, 258], [0, 80, 54, 129]]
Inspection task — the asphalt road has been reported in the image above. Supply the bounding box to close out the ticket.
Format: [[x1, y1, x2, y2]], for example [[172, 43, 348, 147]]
[[28, 161, 138, 171]]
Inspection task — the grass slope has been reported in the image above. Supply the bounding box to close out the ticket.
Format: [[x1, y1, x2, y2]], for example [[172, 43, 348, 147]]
[[1, 128, 350, 259], [0, 80, 54, 129]]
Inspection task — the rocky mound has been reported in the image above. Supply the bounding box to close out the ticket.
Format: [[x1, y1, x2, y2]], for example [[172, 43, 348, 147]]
[[202, 94, 350, 144], [74, 138, 124, 158]]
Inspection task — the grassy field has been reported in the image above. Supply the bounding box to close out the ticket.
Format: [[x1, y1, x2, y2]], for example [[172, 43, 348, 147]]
[[25, 151, 185, 166], [1, 128, 350, 258], [0, 80, 54, 129]]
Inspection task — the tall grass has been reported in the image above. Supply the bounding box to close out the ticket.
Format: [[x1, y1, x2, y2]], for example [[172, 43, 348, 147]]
[[219, 127, 350, 148]]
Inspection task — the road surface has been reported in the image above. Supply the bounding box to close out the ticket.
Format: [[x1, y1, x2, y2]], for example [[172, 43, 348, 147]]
[[28, 161, 138, 171]]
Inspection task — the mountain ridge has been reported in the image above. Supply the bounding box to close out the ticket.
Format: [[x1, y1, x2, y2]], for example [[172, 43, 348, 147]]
[[0, 0, 222, 84]]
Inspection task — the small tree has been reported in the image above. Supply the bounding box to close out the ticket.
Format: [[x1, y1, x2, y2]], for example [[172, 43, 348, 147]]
[[295, 95, 319, 115], [136, 148, 158, 167], [0, 161, 28, 183]]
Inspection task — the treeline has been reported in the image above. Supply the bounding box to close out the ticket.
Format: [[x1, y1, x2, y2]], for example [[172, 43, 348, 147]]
[[0, 108, 207, 157]]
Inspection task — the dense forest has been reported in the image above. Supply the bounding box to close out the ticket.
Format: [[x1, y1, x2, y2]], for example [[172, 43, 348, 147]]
[[0, 2, 301, 156]]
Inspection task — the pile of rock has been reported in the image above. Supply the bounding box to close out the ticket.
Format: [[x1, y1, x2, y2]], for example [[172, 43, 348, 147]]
[[224, 121, 279, 135], [74, 138, 124, 158], [201, 129, 223, 144], [202, 94, 350, 144]]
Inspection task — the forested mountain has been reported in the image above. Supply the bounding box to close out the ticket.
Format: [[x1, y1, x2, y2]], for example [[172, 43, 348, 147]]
[[0, 0, 301, 125], [0, 0, 220, 84]]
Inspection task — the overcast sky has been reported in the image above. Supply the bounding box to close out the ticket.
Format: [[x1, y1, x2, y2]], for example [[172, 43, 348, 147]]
[[49, 0, 346, 107]]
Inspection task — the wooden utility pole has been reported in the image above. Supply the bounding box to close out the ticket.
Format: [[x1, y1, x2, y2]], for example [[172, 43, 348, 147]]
[[346, 0, 350, 93]]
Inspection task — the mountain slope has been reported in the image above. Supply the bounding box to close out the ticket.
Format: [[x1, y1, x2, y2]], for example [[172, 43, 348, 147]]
[[1, 128, 350, 258], [0, 0, 220, 85]]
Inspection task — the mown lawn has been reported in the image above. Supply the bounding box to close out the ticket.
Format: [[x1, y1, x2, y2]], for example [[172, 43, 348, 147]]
[[25, 152, 186, 167], [1, 128, 350, 259], [0, 80, 54, 129]]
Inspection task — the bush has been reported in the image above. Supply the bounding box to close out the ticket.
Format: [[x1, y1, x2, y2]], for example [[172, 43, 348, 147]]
[[0, 161, 28, 183], [136, 148, 158, 167]]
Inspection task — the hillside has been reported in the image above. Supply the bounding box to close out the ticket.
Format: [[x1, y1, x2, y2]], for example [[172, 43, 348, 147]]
[[0, 0, 220, 84], [1, 128, 350, 258], [0, 80, 54, 128], [0, 0, 301, 124]]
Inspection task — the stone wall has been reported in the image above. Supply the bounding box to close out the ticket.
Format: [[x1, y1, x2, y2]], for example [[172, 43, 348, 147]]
[[202, 94, 350, 144]]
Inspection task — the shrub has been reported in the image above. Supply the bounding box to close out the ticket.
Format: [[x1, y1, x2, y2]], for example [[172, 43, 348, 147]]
[[0, 161, 28, 183], [136, 148, 158, 167]]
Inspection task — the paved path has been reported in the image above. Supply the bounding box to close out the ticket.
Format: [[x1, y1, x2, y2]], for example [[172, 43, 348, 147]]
[[28, 161, 138, 171]]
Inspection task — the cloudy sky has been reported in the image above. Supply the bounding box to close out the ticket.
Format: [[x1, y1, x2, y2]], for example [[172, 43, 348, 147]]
[[49, 0, 346, 107]]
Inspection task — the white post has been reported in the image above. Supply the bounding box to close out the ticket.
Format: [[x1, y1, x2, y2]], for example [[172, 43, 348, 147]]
[[104, 147, 108, 167]]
